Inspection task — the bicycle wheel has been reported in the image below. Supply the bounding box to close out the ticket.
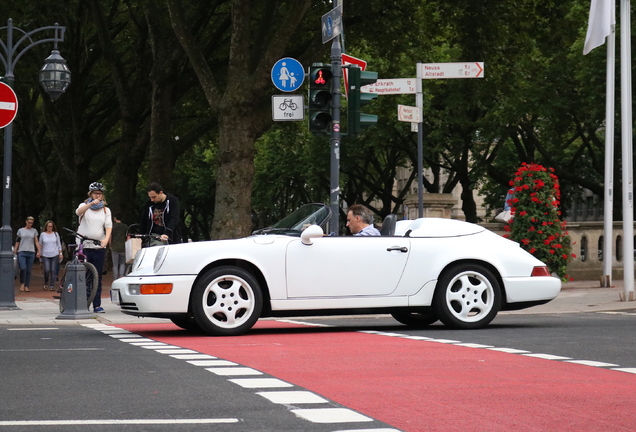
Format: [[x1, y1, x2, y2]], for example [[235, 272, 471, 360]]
[[83, 262, 99, 308]]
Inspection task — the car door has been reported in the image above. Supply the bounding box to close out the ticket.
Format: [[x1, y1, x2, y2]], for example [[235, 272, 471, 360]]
[[285, 236, 411, 298]]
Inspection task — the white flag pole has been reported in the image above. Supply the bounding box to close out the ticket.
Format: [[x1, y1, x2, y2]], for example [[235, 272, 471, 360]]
[[602, 3, 615, 287], [619, 0, 634, 300]]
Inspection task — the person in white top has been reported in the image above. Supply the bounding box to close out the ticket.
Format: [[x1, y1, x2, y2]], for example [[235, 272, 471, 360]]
[[76, 182, 112, 313], [39, 220, 63, 291]]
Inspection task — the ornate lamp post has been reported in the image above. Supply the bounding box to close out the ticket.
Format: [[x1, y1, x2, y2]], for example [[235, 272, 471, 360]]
[[0, 19, 71, 309]]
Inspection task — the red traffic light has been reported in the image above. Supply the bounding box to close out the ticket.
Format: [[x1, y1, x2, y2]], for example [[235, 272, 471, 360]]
[[310, 67, 332, 87]]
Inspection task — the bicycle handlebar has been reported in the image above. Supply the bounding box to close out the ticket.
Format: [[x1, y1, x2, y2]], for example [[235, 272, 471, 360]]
[[62, 227, 102, 246], [128, 233, 164, 239]]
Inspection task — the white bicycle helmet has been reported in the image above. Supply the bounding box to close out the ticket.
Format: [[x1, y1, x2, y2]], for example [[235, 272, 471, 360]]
[[88, 182, 104, 191]]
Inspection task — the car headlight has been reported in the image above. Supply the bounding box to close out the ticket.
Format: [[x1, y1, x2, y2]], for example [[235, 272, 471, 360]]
[[153, 246, 168, 273], [131, 248, 145, 272]]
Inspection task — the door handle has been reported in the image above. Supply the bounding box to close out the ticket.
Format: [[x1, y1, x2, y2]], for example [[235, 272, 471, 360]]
[[387, 246, 408, 253]]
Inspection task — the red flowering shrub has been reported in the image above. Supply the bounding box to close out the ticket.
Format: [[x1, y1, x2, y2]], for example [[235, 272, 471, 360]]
[[504, 163, 574, 280]]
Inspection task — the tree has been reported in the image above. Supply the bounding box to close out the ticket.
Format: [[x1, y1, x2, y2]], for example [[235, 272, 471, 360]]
[[166, 0, 317, 239]]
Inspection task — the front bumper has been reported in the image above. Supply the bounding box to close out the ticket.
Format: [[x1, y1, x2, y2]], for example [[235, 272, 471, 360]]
[[111, 275, 196, 316]]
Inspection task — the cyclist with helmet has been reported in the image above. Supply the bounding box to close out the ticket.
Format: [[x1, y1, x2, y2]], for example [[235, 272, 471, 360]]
[[76, 182, 112, 313]]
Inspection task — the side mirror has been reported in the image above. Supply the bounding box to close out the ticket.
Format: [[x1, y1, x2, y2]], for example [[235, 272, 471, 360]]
[[300, 225, 324, 245]]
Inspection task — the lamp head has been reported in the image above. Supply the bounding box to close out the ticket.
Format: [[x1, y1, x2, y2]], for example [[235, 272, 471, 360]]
[[39, 49, 71, 100]]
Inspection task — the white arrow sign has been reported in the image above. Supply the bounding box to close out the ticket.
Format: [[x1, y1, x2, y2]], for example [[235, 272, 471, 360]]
[[419, 62, 484, 79], [398, 105, 421, 123], [361, 78, 416, 95]]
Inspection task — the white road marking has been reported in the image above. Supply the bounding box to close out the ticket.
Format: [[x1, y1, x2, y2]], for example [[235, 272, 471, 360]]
[[155, 349, 199, 354], [141, 344, 180, 349], [170, 354, 217, 359], [206, 367, 262, 376], [0, 419, 238, 426], [456, 343, 494, 348], [333, 429, 401, 432], [187, 360, 237, 366], [523, 353, 572, 361], [292, 408, 373, 423], [488, 347, 530, 354], [7, 327, 59, 331], [129, 341, 167, 346], [611, 368, 636, 374], [566, 360, 619, 367], [256, 391, 328, 404], [229, 378, 293, 388], [275, 319, 330, 327]]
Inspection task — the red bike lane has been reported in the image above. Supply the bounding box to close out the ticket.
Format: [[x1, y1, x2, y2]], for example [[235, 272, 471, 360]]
[[117, 320, 636, 432]]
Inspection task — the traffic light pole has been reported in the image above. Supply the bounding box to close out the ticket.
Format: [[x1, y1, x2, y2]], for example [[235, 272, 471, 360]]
[[329, 32, 342, 235]]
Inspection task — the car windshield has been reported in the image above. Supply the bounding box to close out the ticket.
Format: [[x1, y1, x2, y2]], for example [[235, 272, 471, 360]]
[[252, 203, 331, 236]]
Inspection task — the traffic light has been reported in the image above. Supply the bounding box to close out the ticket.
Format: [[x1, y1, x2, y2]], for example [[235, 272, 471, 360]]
[[347, 66, 378, 135], [308, 64, 333, 135]]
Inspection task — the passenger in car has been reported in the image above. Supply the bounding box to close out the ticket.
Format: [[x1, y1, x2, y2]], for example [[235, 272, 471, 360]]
[[346, 204, 380, 236]]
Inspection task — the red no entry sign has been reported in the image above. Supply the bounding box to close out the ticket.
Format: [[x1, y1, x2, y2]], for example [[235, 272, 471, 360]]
[[0, 82, 18, 129]]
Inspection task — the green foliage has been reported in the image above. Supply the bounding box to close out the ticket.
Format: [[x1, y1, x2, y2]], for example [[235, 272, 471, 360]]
[[504, 163, 575, 280]]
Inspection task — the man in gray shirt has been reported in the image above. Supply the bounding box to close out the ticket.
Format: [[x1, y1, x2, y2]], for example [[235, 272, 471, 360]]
[[346, 204, 381, 236]]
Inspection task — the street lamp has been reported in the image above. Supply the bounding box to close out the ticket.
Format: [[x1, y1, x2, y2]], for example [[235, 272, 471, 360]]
[[0, 19, 71, 310]]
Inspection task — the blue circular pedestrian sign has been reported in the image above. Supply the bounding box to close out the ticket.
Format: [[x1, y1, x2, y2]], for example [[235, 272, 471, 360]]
[[271, 57, 305, 92]]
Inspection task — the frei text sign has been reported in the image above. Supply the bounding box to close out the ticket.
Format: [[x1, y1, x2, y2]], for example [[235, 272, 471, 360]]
[[361, 78, 416, 95], [272, 95, 304, 121], [398, 105, 421, 123], [419, 62, 484, 79], [0, 82, 18, 129]]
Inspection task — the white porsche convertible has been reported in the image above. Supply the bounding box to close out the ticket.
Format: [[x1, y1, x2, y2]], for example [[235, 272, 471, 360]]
[[111, 203, 560, 335]]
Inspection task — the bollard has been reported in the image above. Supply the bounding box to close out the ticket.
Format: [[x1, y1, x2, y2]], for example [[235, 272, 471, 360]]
[[56, 261, 95, 319]]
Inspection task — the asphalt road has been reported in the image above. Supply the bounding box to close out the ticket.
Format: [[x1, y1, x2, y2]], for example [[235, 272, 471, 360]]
[[2, 310, 636, 431], [0, 323, 397, 432]]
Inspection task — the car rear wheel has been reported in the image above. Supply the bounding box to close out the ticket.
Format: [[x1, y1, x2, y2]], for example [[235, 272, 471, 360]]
[[433, 263, 501, 329], [391, 309, 438, 327], [192, 266, 263, 336]]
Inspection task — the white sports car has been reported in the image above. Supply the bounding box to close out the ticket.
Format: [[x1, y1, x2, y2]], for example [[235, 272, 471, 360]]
[[111, 203, 560, 335]]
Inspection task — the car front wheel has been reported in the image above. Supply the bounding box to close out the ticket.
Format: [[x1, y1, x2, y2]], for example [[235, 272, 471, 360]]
[[433, 264, 501, 329], [192, 266, 263, 336]]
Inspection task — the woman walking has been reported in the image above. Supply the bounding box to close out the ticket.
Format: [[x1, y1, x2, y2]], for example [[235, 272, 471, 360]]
[[39, 220, 63, 291], [14, 216, 41, 292], [76, 182, 112, 313]]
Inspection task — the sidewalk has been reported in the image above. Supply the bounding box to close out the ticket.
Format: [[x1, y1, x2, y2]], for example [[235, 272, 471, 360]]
[[1, 268, 636, 325], [0, 266, 166, 325]]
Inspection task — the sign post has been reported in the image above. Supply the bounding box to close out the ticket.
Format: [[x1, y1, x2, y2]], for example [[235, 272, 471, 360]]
[[0, 82, 18, 129], [414, 62, 484, 217]]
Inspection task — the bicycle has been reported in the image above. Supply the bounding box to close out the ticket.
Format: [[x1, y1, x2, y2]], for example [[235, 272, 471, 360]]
[[278, 98, 298, 111], [55, 228, 101, 312]]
